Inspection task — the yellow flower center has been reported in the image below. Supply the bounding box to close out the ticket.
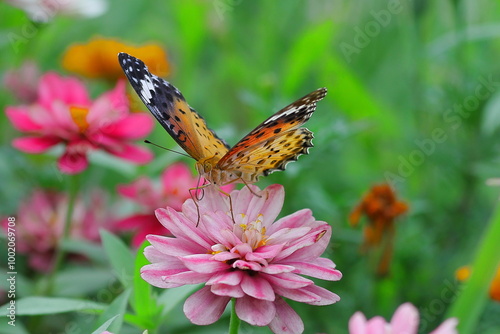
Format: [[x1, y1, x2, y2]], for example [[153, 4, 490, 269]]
[[239, 214, 268, 249], [69, 106, 89, 132]]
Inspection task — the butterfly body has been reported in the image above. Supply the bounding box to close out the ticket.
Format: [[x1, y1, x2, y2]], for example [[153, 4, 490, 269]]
[[195, 154, 237, 186], [118, 53, 326, 187]]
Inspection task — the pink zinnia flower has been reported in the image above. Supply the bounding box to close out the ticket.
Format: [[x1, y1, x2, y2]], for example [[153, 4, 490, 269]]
[[141, 184, 342, 334], [1, 189, 116, 272], [5, 72, 154, 174], [3, 60, 40, 103], [349, 302, 458, 334], [116, 162, 233, 247]]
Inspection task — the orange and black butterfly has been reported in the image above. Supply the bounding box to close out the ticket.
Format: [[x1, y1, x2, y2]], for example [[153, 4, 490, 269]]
[[118, 53, 326, 188]]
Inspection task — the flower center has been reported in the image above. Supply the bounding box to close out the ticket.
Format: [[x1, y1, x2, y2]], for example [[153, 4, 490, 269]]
[[238, 214, 268, 250], [69, 106, 89, 132]]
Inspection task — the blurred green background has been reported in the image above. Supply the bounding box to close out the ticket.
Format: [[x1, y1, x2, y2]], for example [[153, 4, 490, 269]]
[[1, 0, 500, 333]]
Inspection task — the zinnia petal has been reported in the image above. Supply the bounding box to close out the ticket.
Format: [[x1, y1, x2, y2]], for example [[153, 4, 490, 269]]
[[301, 285, 341, 305], [235, 296, 276, 326], [155, 208, 213, 249], [38, 72, 90, 108], [12, 136, 60, 153], [58, 150, 89, 174], [268, 297, 304, 334], [87, 80, 128, 124], [103, 113, 154, 139], [211, 284, 245, 298], [184, 286, 230, 325], [430, 318, 459, 334], [349, 312, 368, 334], [5, 107, 42, 131], [181, 254, 230, 273], [284, 260, 342, 281], [105, 143, 153, 164], [390, 303, 419, 334], [147, 234, 206, 257], [206, 270, 244, 286], [240, 274, 275, 301]]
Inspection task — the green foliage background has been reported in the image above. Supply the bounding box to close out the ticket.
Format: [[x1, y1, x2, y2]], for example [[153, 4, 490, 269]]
[[1, 0, 500, 333]]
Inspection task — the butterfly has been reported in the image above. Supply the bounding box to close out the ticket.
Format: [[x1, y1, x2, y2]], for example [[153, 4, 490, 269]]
[[118, 52, 326, 188]]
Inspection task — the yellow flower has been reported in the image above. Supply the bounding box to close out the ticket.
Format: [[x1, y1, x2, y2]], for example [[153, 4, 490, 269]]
[[62, 37, 170, 80]]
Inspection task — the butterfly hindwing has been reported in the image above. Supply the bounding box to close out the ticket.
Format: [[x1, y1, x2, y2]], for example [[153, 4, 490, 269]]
[[216, 88, 327, 179], [218, 128, 314, 182], [118, 53, 229, 161]]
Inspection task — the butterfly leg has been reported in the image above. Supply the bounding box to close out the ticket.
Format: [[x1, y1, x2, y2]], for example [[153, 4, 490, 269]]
[[239, 177, 262, 198], [210, 187, 236, 224], [189, 184, 210, 227]]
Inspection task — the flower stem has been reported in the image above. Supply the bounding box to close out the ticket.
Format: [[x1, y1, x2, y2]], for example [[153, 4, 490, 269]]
[[46, 174, 80, 294], [229, 298, 240, 334], [446, 199, 500, 333]]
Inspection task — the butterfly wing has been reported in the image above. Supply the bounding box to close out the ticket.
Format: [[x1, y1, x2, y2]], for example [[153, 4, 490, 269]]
[[217, 88, 327, 181], [118, 53, 229, 161]]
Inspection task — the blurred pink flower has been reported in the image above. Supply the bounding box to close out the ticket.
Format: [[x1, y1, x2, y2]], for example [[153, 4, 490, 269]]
[[5, 72, 154, 174], [349, 303, 458, 334], [5, 0, 107, 22], [141, 184, 342, 334], [1, 189, 116, 272], [116, 162, 233, 247], [3, 60, 40, 103]]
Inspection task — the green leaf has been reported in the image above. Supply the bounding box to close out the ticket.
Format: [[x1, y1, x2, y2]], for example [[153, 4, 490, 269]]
[[90, 315, 119, 334], [170, 2, 210, 75], [100, 230, 135, 288], [55, 267, 117, 297], [447, 203, 500, 333], [158, 285, 200, 318], [95, 289, 131, 333], [320, 55, 398, 135], [0, 315, 29, 334], [60, 239, 107, 264], [131, 241, 156, 319], [0, 271, 34, 299], [89, 151, 137, 177], [481, 91, 500, 135], [9, 297, 105, 315], [282, 20, 336, 94]]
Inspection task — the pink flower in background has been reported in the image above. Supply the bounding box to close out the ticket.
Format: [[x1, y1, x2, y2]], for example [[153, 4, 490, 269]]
[[116, 162, 233, 247], [1, 189, 116, 272], [5, 72, 154, 174], [141, 184, 342, 334], [349, 303, 458, 334], [3, 60, 40, 103], [5, 0, 108, 22]]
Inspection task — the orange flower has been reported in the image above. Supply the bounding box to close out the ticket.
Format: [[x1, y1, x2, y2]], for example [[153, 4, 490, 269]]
[[456, 265, 500, 301], [350, 184, 408, 275], [62, 37, 170, 80]]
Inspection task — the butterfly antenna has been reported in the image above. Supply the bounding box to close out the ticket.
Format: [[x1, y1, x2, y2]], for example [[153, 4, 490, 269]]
[[144, 140, 194, 159]]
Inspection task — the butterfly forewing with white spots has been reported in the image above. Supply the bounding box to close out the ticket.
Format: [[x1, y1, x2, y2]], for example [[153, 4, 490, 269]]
[[119, 53, 229, 162]]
